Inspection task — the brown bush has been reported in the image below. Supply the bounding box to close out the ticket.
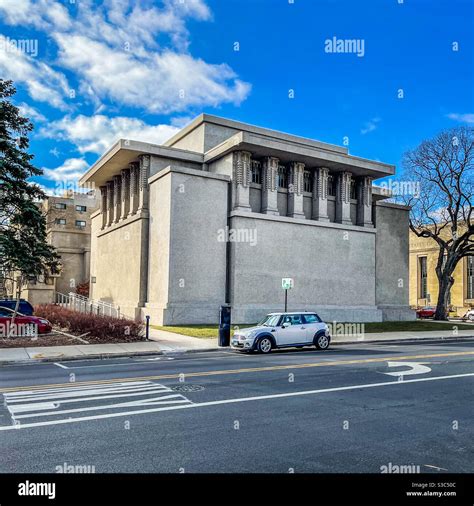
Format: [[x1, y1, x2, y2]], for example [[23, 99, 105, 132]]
[[34, 304, 144, 342]]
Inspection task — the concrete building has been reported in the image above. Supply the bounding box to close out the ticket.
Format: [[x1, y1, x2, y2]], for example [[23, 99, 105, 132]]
[[80, 114, 414, 324], [409, 231, 474, 316], [11, 191, 98, 304]]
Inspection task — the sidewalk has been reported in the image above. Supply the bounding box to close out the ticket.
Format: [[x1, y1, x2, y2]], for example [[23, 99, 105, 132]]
[[0, 328, 472, 365]]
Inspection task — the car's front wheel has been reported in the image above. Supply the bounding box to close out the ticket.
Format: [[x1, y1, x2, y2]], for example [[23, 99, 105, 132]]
[[257, 336, 273, 354], [468, 313, 474, 321], [314, 333, 330, 350]]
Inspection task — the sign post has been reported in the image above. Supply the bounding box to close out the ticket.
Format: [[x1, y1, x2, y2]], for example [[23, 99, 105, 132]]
[[281, 278, 294, 312]]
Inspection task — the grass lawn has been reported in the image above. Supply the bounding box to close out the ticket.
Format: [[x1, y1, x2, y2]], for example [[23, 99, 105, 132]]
[[152, 320, 474, 338], [151, 324, 254, 338]]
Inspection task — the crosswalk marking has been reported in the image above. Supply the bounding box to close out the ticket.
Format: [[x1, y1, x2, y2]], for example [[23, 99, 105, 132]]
[[2, 380, 193, 427]]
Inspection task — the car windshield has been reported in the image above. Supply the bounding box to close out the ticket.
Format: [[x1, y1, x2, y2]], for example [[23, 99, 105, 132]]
[[258, 314, 281, 327]]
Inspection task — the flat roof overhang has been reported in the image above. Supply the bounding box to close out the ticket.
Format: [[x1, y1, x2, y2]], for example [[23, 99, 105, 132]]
[[79, 139, 203, 187], [204, 131, 395, 179]]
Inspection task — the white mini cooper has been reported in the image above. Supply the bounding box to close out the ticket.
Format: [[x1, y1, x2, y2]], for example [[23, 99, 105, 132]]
[[231, 312, 331, 353]]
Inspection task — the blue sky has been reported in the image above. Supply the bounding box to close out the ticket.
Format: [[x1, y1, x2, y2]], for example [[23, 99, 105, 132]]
[[0, 0, 472, 192]]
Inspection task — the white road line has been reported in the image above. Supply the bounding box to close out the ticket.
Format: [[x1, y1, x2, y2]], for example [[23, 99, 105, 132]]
[[1, 371, 473, 431], [7, 388, 176, 412], [12, 395, 192, 419], [4, 381, 155, 399], [6, 384, 168, 403], [53, 363, 69, 369]]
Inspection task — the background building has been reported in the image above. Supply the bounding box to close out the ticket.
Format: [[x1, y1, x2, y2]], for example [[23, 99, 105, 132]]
[[8, 191, 98, 305], [81, 114, 414, 324], [409, 231, 474, 316]]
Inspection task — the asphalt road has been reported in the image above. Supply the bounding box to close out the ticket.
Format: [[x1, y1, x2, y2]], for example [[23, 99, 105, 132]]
[[1, 339, 473, 473]]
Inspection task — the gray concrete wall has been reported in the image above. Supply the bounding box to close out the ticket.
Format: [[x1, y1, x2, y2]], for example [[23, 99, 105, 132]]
[[207, 152, 233, 178], [249, 186, 261, 213], [90, 214, 147, 319], [145, 166, 230, 325], [228, 212, 380, 324], [277, 190, 288, 216], [168, 123, 241, 153], [303, 195, 312, 219], [374, 202, 415, 320], [150, 155, 201, 178]]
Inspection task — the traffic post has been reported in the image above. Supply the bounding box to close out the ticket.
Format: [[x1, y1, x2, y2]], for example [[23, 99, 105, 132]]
[[281, 278, 294, 312], [218, 304, 231, 347]]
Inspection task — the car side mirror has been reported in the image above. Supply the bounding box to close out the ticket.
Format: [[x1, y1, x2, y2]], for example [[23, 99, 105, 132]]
[[282, 322, 291, 328]]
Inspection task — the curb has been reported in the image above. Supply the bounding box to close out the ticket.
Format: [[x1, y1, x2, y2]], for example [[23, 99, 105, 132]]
[[0, 346, 221, 366], [0, 336, 472, 366], [331, 335, 474, 346]]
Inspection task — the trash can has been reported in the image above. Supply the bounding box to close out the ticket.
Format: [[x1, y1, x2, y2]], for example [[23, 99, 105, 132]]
[[218, 305, 231, 347]]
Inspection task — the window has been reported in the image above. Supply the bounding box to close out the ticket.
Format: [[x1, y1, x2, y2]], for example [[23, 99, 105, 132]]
[[419, 257, 428, 299], [302, 313, 322, 324], [327, 174, 336, 196], [350, 179, 357, 200], [467, 256, 474, 299], [55, 203, 67, 210], [55, 218, 66, 225], [250, 160, 262, 184], [258, 314, 280, 327], [75, 220, 86, 228], [303, 170, 312, 193], [281, 314, 303, 325], [277, 165, 288, 189], [76, 205, 87, 212]]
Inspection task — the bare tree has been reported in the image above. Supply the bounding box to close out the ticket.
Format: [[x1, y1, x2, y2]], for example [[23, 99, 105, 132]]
[[401, 126, 474, 320]]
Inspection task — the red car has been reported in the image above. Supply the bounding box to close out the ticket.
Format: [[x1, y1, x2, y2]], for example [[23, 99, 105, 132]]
[[416, 306, 436, 319], [0, 307, 52, 336]]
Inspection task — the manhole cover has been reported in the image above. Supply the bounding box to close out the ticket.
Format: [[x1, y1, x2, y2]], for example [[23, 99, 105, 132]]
[[169, 384, 205, 392]]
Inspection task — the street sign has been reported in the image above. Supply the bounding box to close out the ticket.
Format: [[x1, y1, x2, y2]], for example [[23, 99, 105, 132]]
[[282, 278, 294, 290]]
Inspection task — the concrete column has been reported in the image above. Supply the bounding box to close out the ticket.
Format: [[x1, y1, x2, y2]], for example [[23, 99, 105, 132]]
[[113, 175, 121, 223], [129, 163, 139, 217], [83, 250, 91, 281], [137, 155, 150, 212], [312, 167, 330, 221], [288, 162, 305, 219], [356, 176, 374, 227], [106, 181, 114, 226], [120, 168, 130, 220], [261, 156, 279, 215], [99, 185, 107, 229], [335, 171, 352, 225], [232, 150, 252, 211]]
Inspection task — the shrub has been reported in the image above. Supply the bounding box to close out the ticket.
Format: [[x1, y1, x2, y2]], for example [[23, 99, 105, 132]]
[[34, 304, 144, 342]]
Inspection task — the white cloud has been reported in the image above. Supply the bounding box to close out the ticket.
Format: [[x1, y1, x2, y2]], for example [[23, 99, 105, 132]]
[[360, 117, 381, 135], [42, 114, 180, 154], [54, 33, 249, 114], [0, 0, 71, 30], [0, 0, 250, 114], [41, 157, 89, 183], [447, 113, 474, 124], [17, 102, 46, 122], [0, 35, 70, 110]]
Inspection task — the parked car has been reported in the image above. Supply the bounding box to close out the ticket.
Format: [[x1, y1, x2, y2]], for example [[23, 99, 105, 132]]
[[416, 306, 436, 319], [462, 308, 474, 321], [0, 307, 52, 335], [231, 312, 331, 353], [0, 299, 34, 316]]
